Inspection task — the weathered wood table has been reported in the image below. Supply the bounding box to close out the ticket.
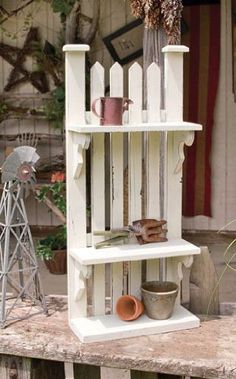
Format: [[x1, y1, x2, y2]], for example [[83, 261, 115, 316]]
[[0, 297, 235, 379]]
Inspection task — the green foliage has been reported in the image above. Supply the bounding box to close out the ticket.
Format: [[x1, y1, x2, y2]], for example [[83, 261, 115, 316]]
[[44, 84, 65, 129], [51, 0, 77, 22], [36, 225, 66, 260], [36, 174, 66, 259], [36, 179, 66, 216]]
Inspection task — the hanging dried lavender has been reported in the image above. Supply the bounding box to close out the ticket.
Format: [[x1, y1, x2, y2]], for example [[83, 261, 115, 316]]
[[129, 0, 183, 44]]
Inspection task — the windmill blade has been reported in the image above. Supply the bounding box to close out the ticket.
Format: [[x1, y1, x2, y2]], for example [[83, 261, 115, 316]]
[[14, 146, 37, 164], [1, 151, 21, 183], [31, 151, 40, 165], [1, 170, 18, 183]]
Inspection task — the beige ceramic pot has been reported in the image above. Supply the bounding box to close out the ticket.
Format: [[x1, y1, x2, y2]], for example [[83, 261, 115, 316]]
[[116, 295, 144, 321], [141, 281, 178, 320]]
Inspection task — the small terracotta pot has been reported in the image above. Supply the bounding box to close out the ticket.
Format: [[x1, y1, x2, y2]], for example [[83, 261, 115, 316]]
[[116, 295, 144, 321]]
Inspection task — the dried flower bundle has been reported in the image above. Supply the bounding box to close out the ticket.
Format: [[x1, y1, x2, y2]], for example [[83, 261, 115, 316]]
[[129, 0, 183, 43]]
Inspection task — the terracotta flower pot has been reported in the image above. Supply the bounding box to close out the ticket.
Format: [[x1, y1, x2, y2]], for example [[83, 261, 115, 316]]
[[44, 249, 67, 275], [116, 295, 144, 321]]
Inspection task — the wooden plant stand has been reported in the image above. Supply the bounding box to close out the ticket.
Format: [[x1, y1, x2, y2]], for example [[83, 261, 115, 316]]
[[63, 44, 202, 343]]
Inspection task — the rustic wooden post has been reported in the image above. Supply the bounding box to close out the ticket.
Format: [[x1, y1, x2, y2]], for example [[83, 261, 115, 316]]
[[63, 44, 90, 323]]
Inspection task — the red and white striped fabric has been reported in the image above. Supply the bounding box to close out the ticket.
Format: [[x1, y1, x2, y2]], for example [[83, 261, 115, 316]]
[[182, 3, 220, 217]]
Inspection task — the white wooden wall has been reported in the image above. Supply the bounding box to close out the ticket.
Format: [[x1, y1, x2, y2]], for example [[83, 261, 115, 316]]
[[1, 0, 236, 232]]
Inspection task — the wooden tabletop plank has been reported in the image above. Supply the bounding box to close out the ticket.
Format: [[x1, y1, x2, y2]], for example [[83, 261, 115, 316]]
[[0, 297, 235, 379]]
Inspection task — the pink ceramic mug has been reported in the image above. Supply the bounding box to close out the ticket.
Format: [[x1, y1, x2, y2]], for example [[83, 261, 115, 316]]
[[91, 97, 133, 125]]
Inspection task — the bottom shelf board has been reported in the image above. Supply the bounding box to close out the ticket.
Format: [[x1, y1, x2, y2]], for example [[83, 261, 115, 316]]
[[70, 306, 200, 343]]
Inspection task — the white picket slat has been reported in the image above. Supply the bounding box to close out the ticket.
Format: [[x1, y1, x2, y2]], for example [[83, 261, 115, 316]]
[[146, 63, 161, 280], [90, 62, 106, 315], [128, 62, 142, 297], [110, 62, 124, 228], [110, 63, 124, 311], [112, 262, 124, 313]]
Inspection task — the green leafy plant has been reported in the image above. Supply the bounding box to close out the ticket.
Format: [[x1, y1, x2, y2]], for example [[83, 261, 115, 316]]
[[44, 84, 65, 129], [51, 0, 77, 21], [36, 225, 66, 260], [36, 172, 66, 260]]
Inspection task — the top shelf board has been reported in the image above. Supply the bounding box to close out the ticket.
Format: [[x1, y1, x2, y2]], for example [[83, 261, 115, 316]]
[[68, 122, 202, 134], [70, 238, 201, 266]]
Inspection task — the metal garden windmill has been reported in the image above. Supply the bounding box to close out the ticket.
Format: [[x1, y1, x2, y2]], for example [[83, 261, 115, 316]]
[[0, 146, 47, 327]]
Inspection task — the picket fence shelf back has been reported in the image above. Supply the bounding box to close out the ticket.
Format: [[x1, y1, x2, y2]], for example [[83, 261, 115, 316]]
[[64, 44, 202, 343]]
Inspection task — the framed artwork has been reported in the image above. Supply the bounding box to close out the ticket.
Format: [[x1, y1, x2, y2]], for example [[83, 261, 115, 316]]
[[103, 19, 143, 65]]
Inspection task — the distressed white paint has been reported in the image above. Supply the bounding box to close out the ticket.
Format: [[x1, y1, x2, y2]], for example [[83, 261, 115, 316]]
[[90, 62, 106, 316], [128, 62, 142, 297], [69, 121, 202, 133], [70, 306, 199, 343], [70, 239, 200, 265], [163, 46, 188, 122], [109, 63, 124, 311], [146, 62, 162, 280], [64, 46, 89, 320], [65, 43, 201, 343]]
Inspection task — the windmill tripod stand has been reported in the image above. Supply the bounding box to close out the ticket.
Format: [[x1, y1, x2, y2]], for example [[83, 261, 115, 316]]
[[0, 146, 47, 327]]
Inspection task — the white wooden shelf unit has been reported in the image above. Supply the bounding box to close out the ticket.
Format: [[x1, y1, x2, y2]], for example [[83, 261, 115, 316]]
[[64, 44, 202, 343]]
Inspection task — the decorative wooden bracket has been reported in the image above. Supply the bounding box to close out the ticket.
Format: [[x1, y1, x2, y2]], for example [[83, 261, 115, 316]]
[[73, 133, 90, 179], [74, 263, 92, 302], [167, 255, 194, 282], [174, 131, 195, 174]]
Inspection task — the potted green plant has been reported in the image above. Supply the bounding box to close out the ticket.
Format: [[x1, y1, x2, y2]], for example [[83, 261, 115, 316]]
[[36, 172, 67, 274]]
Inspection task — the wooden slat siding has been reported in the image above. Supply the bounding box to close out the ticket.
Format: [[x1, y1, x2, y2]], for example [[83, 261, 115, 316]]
[[64, 46, 89, 318], [74, 363, 100, 379], [64, 362, 74, 379], [146, 63, 161, 280], [34, 3, 49, 225], [0, 355, 31, 379], [110, 62, 124, 312], [128, 62, 142, 298], [35, 1, 61, 228], [31, 358, 65, 379], [101, 367, 131, 379], [20, 0, 47, 233], [90, 62, 106, 316], [131, 371, 158, 379]]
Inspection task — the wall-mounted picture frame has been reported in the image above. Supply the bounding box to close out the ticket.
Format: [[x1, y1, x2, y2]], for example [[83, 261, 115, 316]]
[[103, 19, 143, 65]]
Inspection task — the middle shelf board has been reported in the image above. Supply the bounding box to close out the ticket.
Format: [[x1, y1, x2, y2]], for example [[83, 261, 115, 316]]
[[70, 238, 200, 266], [68, 121, 202, 134]]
